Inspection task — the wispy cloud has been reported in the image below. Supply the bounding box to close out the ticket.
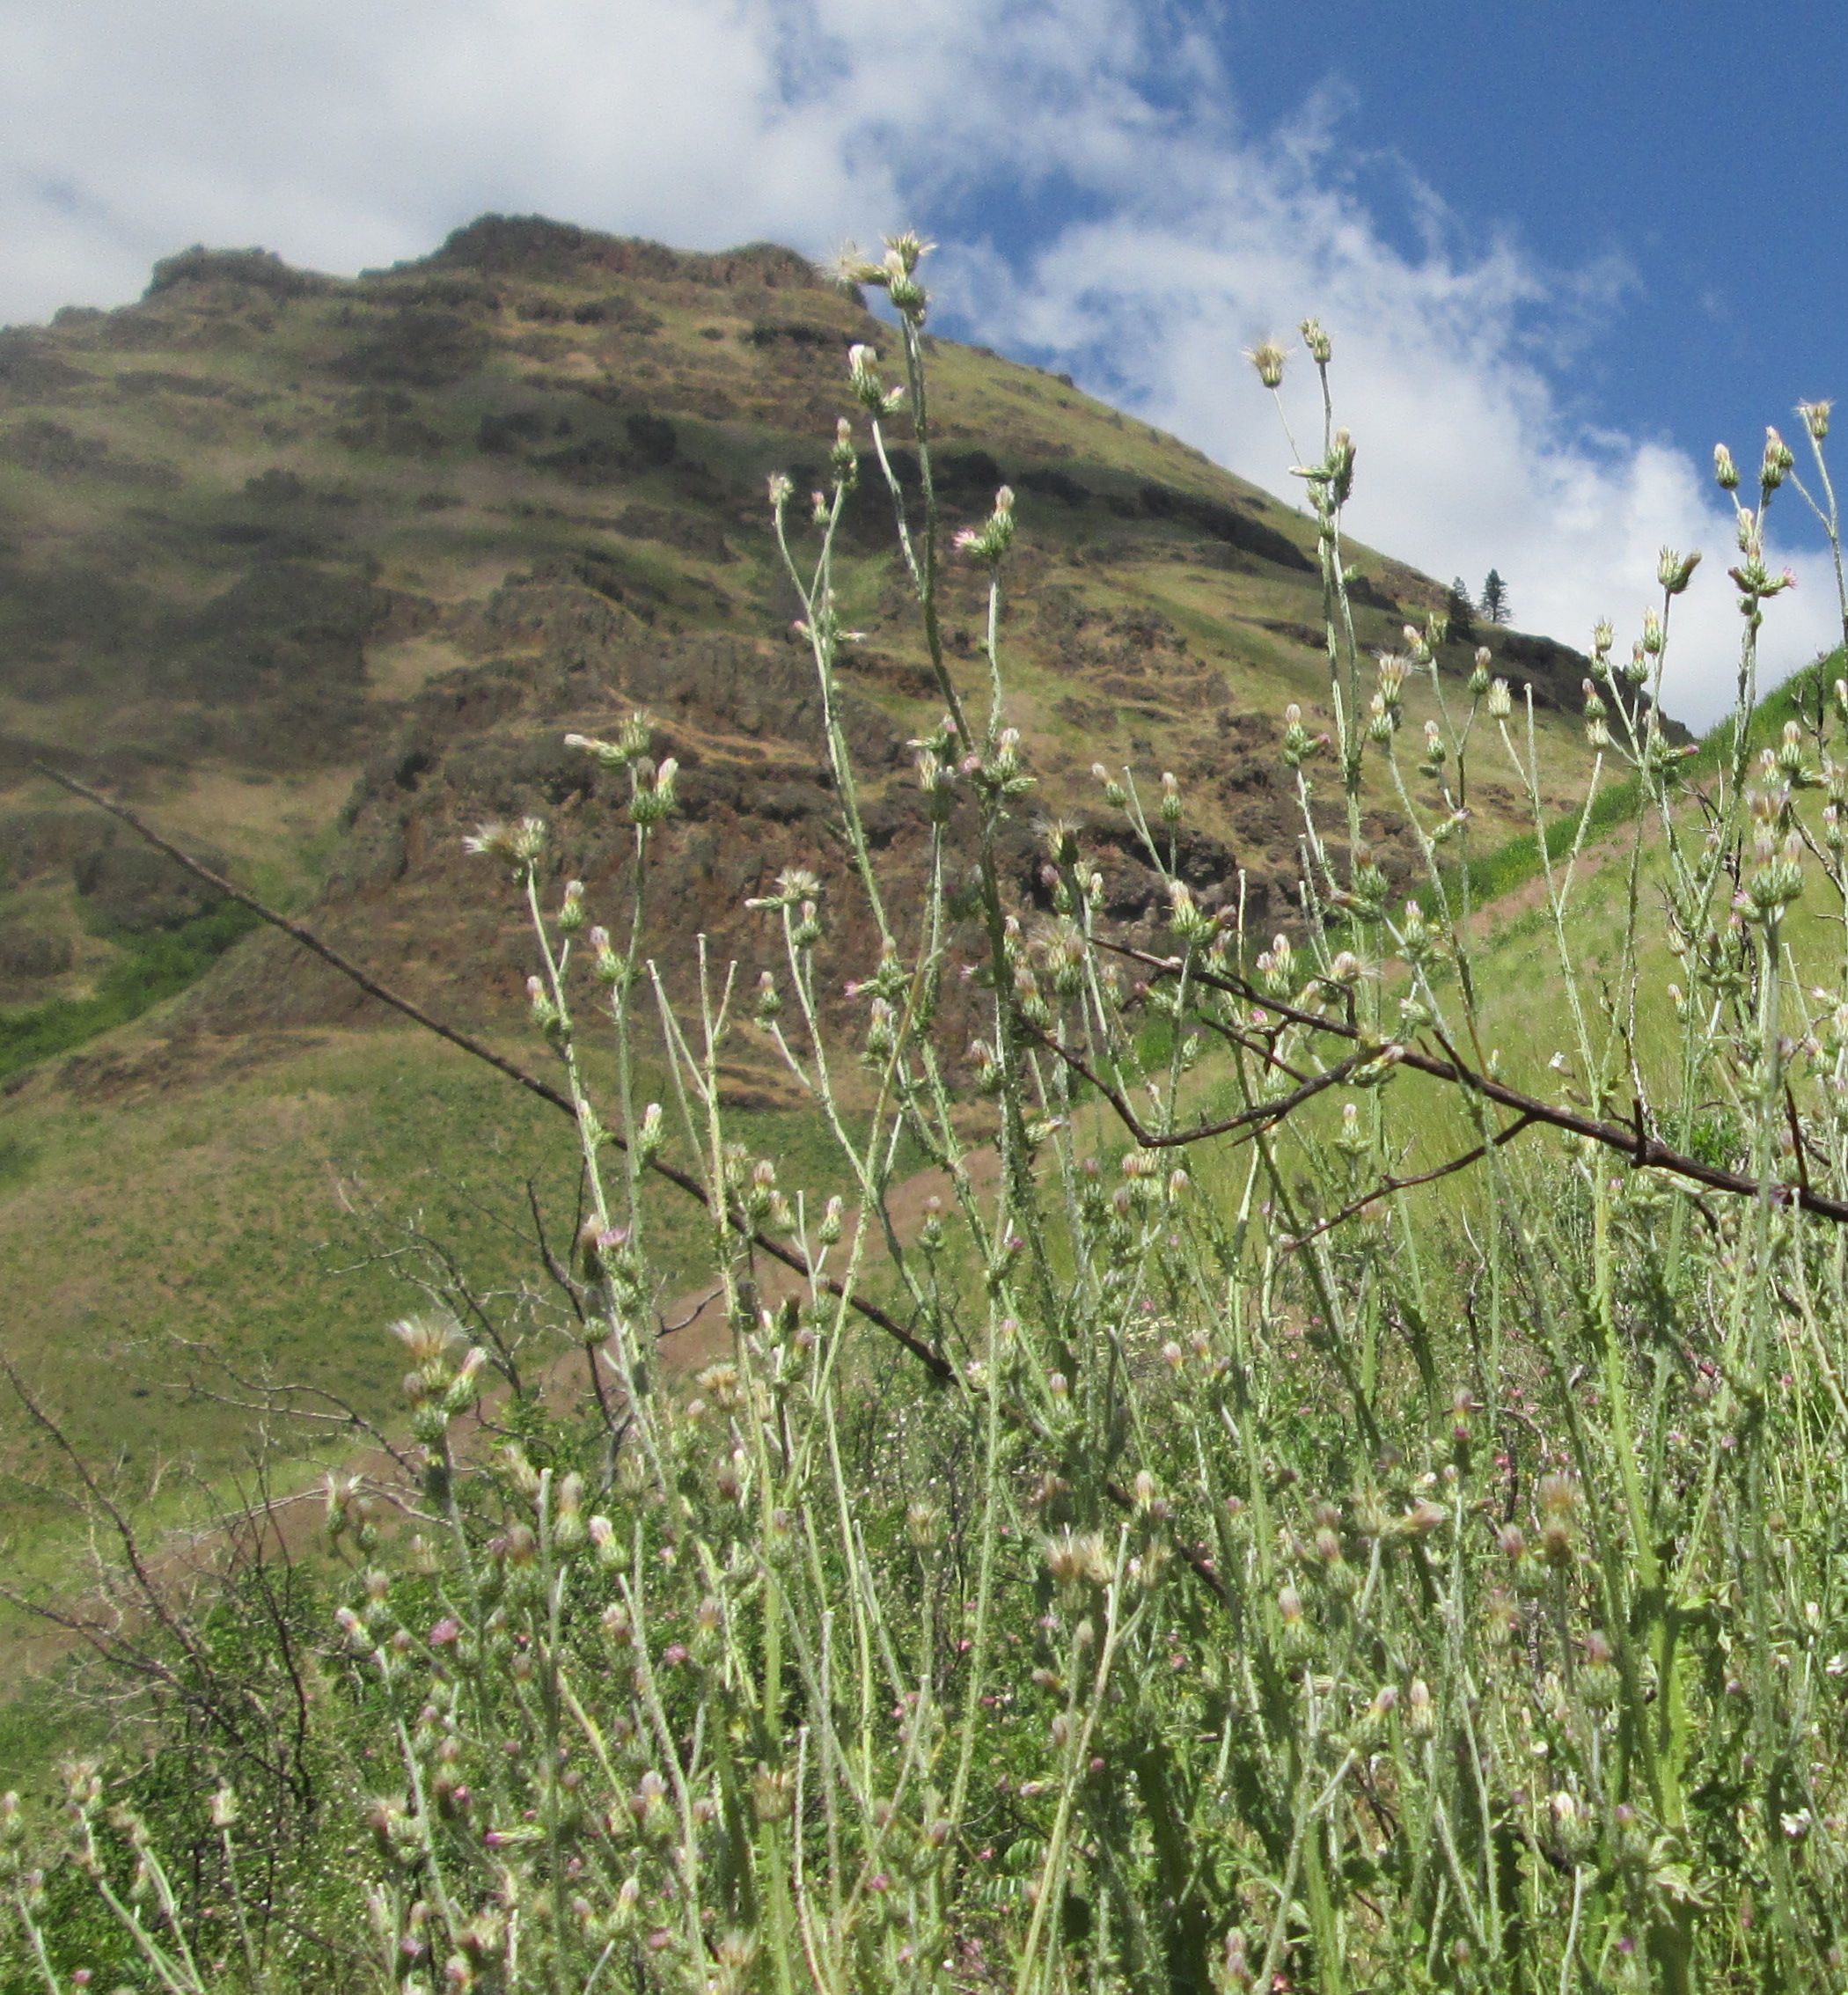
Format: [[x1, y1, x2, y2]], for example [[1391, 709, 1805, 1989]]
[[1, 0, 1837, 724]]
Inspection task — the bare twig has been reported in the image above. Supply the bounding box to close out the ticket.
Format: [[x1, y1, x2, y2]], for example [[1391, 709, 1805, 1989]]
[[37, 765, 957, 1383], [1101, 938, 1848, 1226]]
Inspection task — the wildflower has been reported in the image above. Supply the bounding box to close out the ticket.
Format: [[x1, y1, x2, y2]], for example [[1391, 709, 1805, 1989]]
[[1537, 1473, 1578, 1566], [1042, 1529, 1111, 1590], [463, 817, 546, 865], [1762, 426, 1795, 490], [1658, 546, 1702, 595], [1244, 338, 1287, 389], [954, 486, 1016, 564]]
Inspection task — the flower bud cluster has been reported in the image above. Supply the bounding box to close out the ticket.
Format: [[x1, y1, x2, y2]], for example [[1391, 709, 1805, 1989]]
[[847, 342, 906, 415], [1762, 426, 1795, 492], [953, 486, 1016, 565], [627, 757, 678, 826], [1255, 933, 1295, 997], [1368, 653, 1407, 743], [1397, 898, 1443, 970], [1658, 545, 1702, 596], [1280, 701, 1322, 767], [836, 232, 933, 321]]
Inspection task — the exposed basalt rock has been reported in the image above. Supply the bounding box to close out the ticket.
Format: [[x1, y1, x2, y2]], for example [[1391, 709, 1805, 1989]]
[[0, 211, 1622, 1091]]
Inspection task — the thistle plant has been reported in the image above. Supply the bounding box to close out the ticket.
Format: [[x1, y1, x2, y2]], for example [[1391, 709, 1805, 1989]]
[[15, 238, 1848, 1995]]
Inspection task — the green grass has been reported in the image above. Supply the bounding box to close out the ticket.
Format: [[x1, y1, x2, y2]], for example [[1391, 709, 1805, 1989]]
[[0, 903, 261, 1081]]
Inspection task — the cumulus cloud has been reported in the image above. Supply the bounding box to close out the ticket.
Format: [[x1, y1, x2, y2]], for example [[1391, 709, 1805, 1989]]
[[0, 0, 1837, 725]]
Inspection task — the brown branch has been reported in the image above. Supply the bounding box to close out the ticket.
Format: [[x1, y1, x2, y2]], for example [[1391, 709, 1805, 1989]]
[[1099, 937, 1848, 1226], [1279, 1113, 1540, 1253], [1103, 1477, 1228, 1602], [1021, 1016, 1366, 1148], [39, 764, 957, 1381]]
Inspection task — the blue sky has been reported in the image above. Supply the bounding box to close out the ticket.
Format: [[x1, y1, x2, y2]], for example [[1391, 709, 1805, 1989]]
[[1217, 0, 1848, 503], [2, 0, 1843, 724]]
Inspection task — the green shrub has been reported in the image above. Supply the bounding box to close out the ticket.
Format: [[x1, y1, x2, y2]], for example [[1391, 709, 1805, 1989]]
[[0, 902, 259, 1080]]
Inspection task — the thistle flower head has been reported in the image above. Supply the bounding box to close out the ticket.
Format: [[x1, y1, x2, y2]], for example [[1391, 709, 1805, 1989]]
[[1043, 1528, 1111, 1589], [1244, 338, 1288, 389], [954, 486, 1016, 564], [1658, 546, 1702, 595], [1763, 426, 1795, 489]]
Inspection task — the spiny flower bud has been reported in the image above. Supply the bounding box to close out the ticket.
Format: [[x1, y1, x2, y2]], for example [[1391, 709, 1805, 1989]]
[[847, 343, 901, 414], [1763, 427, 1795, 490], [1043, 1529, 1111, 1590], [1538, 1473, 1578, 1566], [1244, 338, 1287, 389], [1714, 442, 1740, 490], [1467, 647, 1492, 696], [1800, 400, 1832, 443], [1658, 546, 1702, 595], [463, 816, 547, 865], [1487, 678, 1513, 719], [1281, 701, 1315, 766], [1299, 317, 1332, 363], [953, 486, 1016, 564], [629, 757, 678, 825]]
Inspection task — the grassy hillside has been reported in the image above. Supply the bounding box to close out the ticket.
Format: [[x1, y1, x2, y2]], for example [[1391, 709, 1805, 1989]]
[[0, 215, 1610, 1030], [0, 215, 1639, 1702]]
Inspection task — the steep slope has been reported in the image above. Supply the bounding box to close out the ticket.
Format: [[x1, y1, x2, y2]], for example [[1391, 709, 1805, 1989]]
[[0, 216, 1654, 1620], [0, 215, 1611, 1055]]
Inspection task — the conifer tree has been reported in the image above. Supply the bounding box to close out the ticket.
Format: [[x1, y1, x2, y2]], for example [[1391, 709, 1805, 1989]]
[[1447, 576, 1476, 634]]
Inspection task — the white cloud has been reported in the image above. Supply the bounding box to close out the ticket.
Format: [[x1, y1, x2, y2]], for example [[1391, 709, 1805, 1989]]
[[0, 0, 1837, 726]]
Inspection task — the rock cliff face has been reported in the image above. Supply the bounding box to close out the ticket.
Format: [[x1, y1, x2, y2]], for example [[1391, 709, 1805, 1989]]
[[0, 214, 1617, 1056]]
